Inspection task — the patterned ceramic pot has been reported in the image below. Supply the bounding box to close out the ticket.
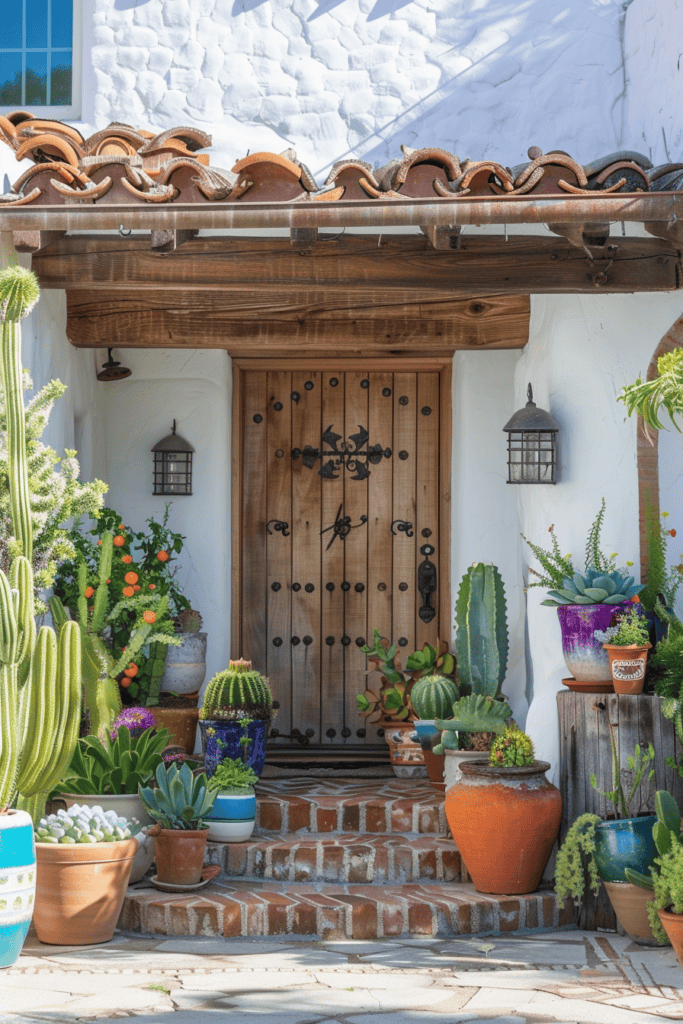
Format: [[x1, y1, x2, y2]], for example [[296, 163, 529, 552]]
[[557, 602, 630, 682], [603, 643, 652, 695], [383, 723, 428, 779], [0, 810, 36, 968], [199, 719, 270, 777]]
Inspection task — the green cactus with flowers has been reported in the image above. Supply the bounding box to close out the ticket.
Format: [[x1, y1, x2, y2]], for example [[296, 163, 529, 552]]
[[489, 724, 535, 767]]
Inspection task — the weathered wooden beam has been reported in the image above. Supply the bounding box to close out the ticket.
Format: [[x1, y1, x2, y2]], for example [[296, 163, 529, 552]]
[[65, 289, 529, 353], [12, 230, 65, 253], [420, 225, 461, 250], [644, 220, 683, 246], [34, 234, 680, 295], [150, 228, 198, 252], [290, 227, 318, 248], [546, 222, 610, 250]]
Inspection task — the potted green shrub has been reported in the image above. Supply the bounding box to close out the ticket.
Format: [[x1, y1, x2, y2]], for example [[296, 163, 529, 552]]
[[199, 659, 274, 777], [594, 606, 652, 694], [206, 758, 259, 842], [621, 790, 682, 948], [138, 762, 217, 885]]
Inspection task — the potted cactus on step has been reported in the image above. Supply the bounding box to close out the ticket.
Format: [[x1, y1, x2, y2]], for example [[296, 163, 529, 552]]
[[199, 659, 274, 777]]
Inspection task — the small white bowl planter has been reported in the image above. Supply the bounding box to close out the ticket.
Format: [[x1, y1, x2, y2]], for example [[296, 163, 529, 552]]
[[206, 791, 256, 844]]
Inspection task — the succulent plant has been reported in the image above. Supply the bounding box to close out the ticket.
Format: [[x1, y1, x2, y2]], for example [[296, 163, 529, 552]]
[[433, 695, 512, 753], [207, 757, 259, 793], [410, 674, 458, 721], [35, 805, 136, 844], [489, 724, 535, 767], [138, 761, 217, 830], [59, 724, 171, 796], [176, 608, 202, 633], [200, 659, 273, 722], [455, 563, 508, 698], [542, 568, 643, 607]]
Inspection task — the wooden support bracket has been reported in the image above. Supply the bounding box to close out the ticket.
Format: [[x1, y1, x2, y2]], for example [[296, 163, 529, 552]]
[[420, 225, 462, 250], [546, 222, 610, 251], [12, 230, 66, 253], [150, 229, 198, 253], [290, 227, 319, 248], [644, 221, 683, 246]]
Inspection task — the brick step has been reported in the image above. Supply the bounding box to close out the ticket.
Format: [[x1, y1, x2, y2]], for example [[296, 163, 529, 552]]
[[207, 832, 462, 884], [120, 880, 573, 940], [255, 778, 447, 835]]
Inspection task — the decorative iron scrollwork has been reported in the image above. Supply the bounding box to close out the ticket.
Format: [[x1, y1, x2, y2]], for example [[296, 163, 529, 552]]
[[418, 542, 437, 623], [292, 424, 391, 480], [391, 519, 414, 537], [320, 503, 368, 550], [266, 519, 290, 537]]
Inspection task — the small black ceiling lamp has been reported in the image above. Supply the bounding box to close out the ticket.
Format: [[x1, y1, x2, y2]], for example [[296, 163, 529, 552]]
[[96, 348, 131, 382], [503, 384, 559, 484], [152, 420, 194, 495]]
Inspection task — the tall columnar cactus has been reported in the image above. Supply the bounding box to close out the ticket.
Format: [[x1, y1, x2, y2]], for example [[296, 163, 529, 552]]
[[200, 659, 273, 721], [410, 674, 458, 721], [455, 562, 508, 698]]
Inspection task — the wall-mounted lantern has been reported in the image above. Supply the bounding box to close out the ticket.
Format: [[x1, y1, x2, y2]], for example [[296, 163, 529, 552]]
[[96, 348, 131, 381], [152, 421, 194, 495], [503, 384, 559, 484]]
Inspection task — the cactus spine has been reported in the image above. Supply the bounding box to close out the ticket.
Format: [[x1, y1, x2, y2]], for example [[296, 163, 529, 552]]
[[410, 674, 458, 721], [455, 562, 508, 698], [200, 659, 273, 721], [0, 266, 82, 818]]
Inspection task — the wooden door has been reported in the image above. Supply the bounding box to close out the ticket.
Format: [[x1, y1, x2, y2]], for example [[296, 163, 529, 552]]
[[234, 362, 450, 757]]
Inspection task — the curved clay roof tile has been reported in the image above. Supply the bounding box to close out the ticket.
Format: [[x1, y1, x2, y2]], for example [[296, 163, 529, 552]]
[[450, 161, 515, 195], [232, 151, 302, 178], [393, 145, 462, 186], [0, 187, 42, 206], [138, 126, 212, 155], [325, 159, 374, 185], [156, 159, 235, 200], [12, 160, 77, 193], [648, 163, 683, 183], [50, 176, 113, 201], [17, 119, 85, 146], [650, 166, 683, 192], [590, 161, 649, 192], [514, 149, 587, 190], [83, 124, 148, 154], [0, 116, 18, 147], [5, 111, 34, 127], [15, 133, 81, 167], [80, 153, 143, 169], [583, 151, 653, 175], [120, 173, 178, 202], [358, 177, 407, 200]]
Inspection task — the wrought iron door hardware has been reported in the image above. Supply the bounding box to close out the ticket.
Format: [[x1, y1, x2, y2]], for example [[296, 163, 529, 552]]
[[398, 637, 408, 646], [341, 581, 351, 591], [418, 542, 437, 623], [399, 450, 409, 460], [360, 379, 370, 389], [273, 402, 283, 411], [382, 388, 392, 397], [356, 729, 366, 738], [275, 449, 284, 458], [341, 636, 351, 646], [421, 406, 432, 415], [271, 727, 314, 745], [271, 582, 281, 591], [266, 519, 290, 536], [326, 582, 335, 591], [377, 582, 386, 591], [398, 582, 408, 591], [292, 583, 301, 591], [305, 380, 314, 390], [303, 636, 313, 645], [355, 583, 364, 592], [253, 414, 263, 423], [291, 391, 300, 402], [305, 583, 315, 592], [422, 528, 432, 537], [391, 519, 414, 537], [329, 378, 339, 386], [320, 503, 368, 549], [272, 637, 283, 646], [326, 728, 336, 738], [325, 636, 335, 645], [399, 396, 409, 405], [355, 637, 365, 647], [341, 727, 352, 737], [291, 636, 300, 645], [292, 425, 391, 480]]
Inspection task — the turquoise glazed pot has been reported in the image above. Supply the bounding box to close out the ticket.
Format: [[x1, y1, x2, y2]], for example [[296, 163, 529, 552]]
[[0, 810, 36, 969], [594, 815, 657, 883], [208, 792, 257, 821]]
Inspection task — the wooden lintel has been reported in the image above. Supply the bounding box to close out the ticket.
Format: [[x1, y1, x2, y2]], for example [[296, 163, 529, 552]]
[[546, 222, 610, 251], [420, 225, 461, 250], [12, 230, 65, 253], [150, 228, 198, 253], [65, 289, 530, 354], [290, 227, 318, 248], [644, 220, 683, 246], [34, 234, 680, 295]]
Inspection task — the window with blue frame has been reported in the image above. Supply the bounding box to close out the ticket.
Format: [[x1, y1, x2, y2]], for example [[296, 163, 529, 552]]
[[0, 0, 73, 108]]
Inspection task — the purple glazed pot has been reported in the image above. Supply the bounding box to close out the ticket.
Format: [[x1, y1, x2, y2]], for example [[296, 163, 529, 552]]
[[557, 602, 630, 682]]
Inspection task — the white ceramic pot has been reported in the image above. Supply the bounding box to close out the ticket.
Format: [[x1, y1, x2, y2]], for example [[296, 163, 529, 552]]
[[443, 749, 484, 791], [60, 793, 155, 883], [160, 632, 207, 695], [207, 818, 256, 843]]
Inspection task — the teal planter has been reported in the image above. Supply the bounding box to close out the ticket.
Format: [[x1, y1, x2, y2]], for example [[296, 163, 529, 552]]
[[0, 810, 36, 969], [594, 815, 657, 883]]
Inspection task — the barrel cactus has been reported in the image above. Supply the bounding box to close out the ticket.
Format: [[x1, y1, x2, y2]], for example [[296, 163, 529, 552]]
[[410, 674, 458, 721], [489, 724, 535, 767], [455, 562, 508, 698], [200, 659, 273, 721]]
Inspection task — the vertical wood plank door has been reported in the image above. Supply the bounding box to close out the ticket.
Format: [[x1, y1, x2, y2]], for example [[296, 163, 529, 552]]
[[237, 366, 448, 758]]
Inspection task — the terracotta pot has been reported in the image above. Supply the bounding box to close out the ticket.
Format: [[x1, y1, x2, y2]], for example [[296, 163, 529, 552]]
[[59, 794, 155, 883], [33, 839, 137, 945], [444, 759, 562, 895], [603, 881, 665, 946], [149, 706, 199, 754], [602, 643, 652, 695], [658, 909, 683, 962], [414, 721, 446, 791], [154, 828, 208, 885], [383, 722, 427, 779]]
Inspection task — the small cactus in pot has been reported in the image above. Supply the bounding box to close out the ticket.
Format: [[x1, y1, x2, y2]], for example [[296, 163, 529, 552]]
[[410, 674, 458, 721], [489, 725, 535, 768], [199, 660, 274, 777]]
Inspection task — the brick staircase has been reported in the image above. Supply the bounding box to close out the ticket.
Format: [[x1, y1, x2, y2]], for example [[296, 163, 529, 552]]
[[119, 779, 573, 940]]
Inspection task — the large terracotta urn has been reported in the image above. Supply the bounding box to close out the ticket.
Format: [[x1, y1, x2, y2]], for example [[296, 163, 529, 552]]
[[445, 759, 562, 895]]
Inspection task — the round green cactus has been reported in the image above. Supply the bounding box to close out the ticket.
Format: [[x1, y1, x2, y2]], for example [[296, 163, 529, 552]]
[[200, 658, 273, 721], [410, 674, 457, 720], [489, 724, 535, 767]]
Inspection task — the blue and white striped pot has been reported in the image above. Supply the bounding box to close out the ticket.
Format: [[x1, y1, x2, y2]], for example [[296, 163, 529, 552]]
[[0, 810, 36, 969], [206, 792, 256, 843]]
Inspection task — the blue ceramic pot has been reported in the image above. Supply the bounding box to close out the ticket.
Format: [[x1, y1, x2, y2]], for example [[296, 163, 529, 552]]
[[594, 815, 657, 883], [0, 810, 36, 969], [208, 792, 257, 821], [199, 719, 270, 777]]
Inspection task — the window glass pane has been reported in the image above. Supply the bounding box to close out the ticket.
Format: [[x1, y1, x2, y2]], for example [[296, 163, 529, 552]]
[[0, 0, 23, 48], [26, 0, 48, 48], [51, 0, 72, 48], [25, 51, 47, 104], [50, 50, 71, 104], [0, 53, 23, 105]]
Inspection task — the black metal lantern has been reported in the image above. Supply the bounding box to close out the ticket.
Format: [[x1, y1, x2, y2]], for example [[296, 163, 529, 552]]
[[503, 384, 559, 484], [96, 348, 131, 382], [152, 421, 194, 495]]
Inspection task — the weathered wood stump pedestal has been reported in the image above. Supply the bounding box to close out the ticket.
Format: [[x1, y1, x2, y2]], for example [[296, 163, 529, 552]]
[[557, 691, 683, 931]]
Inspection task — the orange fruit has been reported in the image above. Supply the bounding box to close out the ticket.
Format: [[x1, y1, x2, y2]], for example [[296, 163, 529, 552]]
[[97, 539, 102, 546], [84, 586, 94, 598], [156, 550, 169, 562], [143, 610, 157, 624], [119, 524, 125, 530], [124, 571, 139, 585], [122, 586, 135, 597], [122, 554, 133, 564], [148, 583, 156, 590], [106, 579, 110, 584], [120, 677, 131, 688], [124, 663, 139, 678], [134, 585, 141, 591], [113, 536, 125, 548]]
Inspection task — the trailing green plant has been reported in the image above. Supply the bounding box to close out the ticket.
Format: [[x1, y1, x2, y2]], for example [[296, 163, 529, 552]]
[[593, 606, 650, 647], [455, 563, 508, 698], [200, 659, 273, 721], [138, 761, 217, 830], [207, 757, 259, 793], [58, 725, 171, 796], [555, 813, 602, 905], [410, 674, 458, 721], [433, 695, 512, 753], [489, 724, 535, 767], [619, 348, 683, 437]]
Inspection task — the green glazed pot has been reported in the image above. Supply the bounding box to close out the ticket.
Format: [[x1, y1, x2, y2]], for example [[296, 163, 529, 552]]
[[594, 815, 657, 883]]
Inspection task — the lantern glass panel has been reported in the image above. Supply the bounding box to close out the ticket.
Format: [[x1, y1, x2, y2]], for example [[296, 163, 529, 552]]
[[153, 450, 193, 495], [507, 430, 556, 484]]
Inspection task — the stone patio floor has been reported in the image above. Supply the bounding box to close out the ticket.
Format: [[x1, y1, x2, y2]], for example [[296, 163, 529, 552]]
[[3, 927, 683, 1024]]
